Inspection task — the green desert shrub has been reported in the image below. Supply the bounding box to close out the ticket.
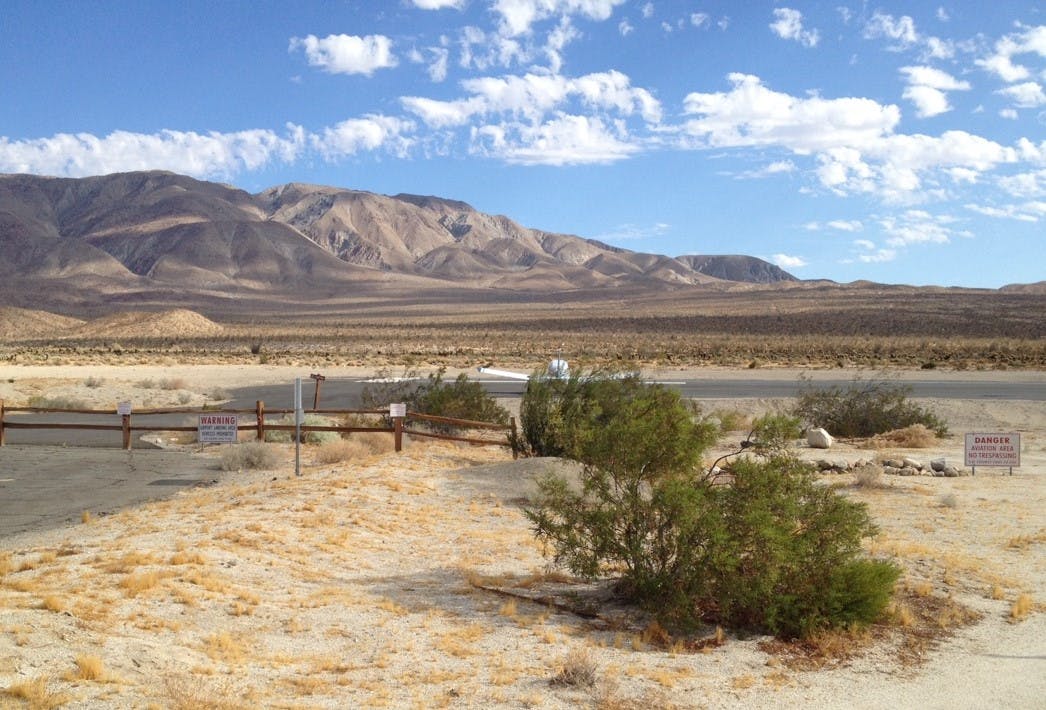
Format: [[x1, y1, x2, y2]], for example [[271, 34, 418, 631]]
[[525, 374, 898, 637], [514, 370, 713, 460], [361, 367, 509, 433], [408, 369, 509, 431], [359, 367, 422, 411], [704, 454, 899, 637], [792, 374, 947, 438]]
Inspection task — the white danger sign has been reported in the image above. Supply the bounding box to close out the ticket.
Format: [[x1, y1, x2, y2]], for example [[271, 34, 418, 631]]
[[964, 433, 1020, 468], [198, 414, 239, 443]]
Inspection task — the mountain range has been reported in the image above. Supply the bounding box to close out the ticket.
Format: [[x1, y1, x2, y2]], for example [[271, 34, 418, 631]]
[[0, 171, 796, 314]]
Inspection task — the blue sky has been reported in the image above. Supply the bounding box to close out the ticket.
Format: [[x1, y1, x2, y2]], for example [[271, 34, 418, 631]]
[[1, 1, 1044, 288]]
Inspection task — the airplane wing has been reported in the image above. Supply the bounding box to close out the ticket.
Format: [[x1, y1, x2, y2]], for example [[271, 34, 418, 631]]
[[476, 366, 532, 381]]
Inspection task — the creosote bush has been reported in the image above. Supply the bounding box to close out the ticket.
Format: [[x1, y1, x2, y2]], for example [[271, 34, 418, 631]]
[[408, 368, 509, 431], [362, 367, 509, 432], [792, 374, 947, 438], [524, 372, 899, 638]]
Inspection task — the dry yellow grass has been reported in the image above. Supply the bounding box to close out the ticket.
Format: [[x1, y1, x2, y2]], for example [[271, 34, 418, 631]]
[[1009, 593, 1035, 622], [2, 676, 69, 709], [1, 434, 1042, 708]]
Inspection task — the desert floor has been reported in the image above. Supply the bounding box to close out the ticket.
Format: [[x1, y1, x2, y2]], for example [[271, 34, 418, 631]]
[[0, 364, 1043, 709]]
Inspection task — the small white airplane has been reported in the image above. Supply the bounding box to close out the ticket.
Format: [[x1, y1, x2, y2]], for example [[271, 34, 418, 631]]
[[476, 359, 686, 386], [477, 358, 570, 381]]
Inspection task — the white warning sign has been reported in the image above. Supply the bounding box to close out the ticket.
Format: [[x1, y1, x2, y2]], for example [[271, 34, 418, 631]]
[[198, 414, 239, 443], [964, 433, 1020, 468]]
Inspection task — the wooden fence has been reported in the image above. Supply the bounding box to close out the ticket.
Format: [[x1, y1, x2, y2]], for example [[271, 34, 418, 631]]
[[0, 400, 516, 455]]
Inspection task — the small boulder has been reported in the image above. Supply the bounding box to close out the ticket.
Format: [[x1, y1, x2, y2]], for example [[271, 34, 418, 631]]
[[807, 427, 834, 449], [903, 457, 923, 471], [930, 457, 947, 472]]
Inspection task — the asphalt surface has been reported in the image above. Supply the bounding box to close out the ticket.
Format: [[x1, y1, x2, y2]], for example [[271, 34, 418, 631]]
[[3, 375, 1043, 448], [2, 373, 1043, 541], [220, 375, 1046, 410], [0, 445, 220, 539]]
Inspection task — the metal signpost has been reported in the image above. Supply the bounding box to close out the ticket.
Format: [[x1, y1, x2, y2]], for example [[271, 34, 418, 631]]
[[294, 377, 304, 476], [964, 432, 1020, 475]]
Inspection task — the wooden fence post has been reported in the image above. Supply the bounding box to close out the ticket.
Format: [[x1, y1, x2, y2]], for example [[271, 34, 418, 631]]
[[0, 399, 5, 447], [121, 414, 131, 450], [394, 416, 403, 452], [310, 373, 325, 410], [510, 416, 518, 460], [256, 400, 265, 441]]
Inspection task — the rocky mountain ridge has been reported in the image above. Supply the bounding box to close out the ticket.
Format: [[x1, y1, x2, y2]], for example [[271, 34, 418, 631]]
[[0, 170, 795, 312]]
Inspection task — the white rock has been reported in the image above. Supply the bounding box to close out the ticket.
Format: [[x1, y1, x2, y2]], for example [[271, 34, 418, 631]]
[[806, 427, 834, 449]]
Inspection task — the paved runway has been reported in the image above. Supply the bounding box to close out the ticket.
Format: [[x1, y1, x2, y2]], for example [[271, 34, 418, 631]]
[[0, 446, 220, 539], [2, 372, 1042, 541]]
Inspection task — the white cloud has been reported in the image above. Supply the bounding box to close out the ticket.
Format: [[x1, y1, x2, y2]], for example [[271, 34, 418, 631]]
[[680, 74, 1034, 202], [852, 239, 897, 262], [641, 2, 653, 19], [736, 160, 796, 179], [1000, 108, 1019, 119], [857, 247, 897, 263], [471, 113, 639, 165], [545, 16, 580, 73], [924, 37, 955, 60], [772, 253, 807, 268], [903, 86, 952, 118], [690, 13, 709, 29], [427, 47, 451, 82], [411, 0, 465, 8], [310, 115, 414, 159], [289, 34, 397, 76], [618, 19, 633, 36], [900, 66, 971, 92], [936, 7, 949, 22], [880, 210, 961, 247], [965, 202, 1041, 222], [899, 66, 971, 118], [593, 222, 671, 241], [827, 219, 863, 232], [976, 25, 1046, 83], [0, 127, 305, 179], [863, 11, 919, 50], [403, 70, 661, 127], [493, 0, 626, 37], [770, 8, 819, 48], [682, 74, 900, 153], [997, 82, 1046, 108], [999, 169, 1046, 198]]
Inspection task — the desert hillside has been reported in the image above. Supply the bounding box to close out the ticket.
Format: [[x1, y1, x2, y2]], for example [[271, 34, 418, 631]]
[[0, 171, 796, 313]]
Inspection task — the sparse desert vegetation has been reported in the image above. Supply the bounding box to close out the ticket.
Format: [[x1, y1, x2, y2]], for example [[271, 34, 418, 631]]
[[0, 300, 1043, 708], [0, 285, 1043, 370], [1, 346, 1044, 709]]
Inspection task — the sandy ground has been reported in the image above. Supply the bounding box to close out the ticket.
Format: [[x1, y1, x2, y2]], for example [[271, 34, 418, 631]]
[[0, 365, 1043, 709]]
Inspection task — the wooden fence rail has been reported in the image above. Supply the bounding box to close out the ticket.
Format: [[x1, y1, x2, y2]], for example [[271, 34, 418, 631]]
[[0, 399, 516, 455]]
